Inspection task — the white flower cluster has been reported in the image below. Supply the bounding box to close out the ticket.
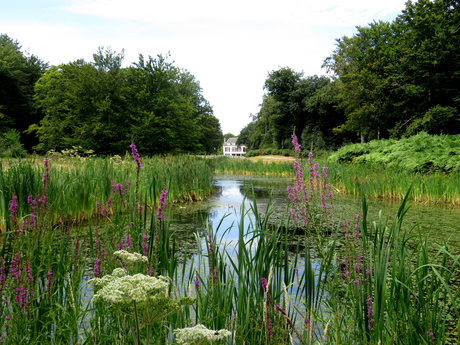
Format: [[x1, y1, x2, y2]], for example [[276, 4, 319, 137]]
[[174, 324, 231, 345], [113, 250, 148, 264], [91, 268, 168, 303]]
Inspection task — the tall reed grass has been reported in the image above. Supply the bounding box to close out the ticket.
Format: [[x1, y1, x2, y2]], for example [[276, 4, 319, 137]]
[[213, 156, 460, 206], [0, 154, 213, 231]]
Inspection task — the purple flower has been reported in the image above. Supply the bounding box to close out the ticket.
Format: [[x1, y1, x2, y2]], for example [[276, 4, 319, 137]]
[[24, 261, 33, 286], [157, 189, 168, 220], [125, 234, 133, 251], [9, 194, 18, 230], [275, 304, 286, 315], [10, 253, 21, 282], [142, 234, 148, 256], [427, 329, 435, 342], [47, 268, 53, 292], [117, 242, 124, 250], [366, 297, 375, 330], [195, 275, 200, 292], [42, 157, 49, 184], [261, 277, 267, 293], [94, 258, 101, 278], [129, 143, 142, 172], [0, 260, 6, 294]]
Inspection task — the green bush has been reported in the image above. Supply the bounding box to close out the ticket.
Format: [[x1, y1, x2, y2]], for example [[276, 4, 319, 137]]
[[329, 132, 460, 173]]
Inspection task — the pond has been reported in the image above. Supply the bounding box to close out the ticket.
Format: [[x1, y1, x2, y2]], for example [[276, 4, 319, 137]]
[[167, 174, 460, 255]]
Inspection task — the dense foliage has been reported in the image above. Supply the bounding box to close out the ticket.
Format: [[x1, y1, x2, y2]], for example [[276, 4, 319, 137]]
[[0, 40, 223, 155], [329, 131, 460, 173], [0, 34, 48, 151], [238, 0, 460, 151]]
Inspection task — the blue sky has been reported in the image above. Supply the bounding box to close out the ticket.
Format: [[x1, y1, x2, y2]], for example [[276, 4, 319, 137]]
[[1, 0, 408, 135]]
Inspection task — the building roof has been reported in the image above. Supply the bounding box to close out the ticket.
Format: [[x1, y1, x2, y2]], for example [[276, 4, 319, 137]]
[[224, 137, 238, 145]]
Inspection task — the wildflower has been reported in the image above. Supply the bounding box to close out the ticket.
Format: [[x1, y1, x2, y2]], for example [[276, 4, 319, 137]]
[[427, 329, 435, 342], [90, 269, 168, 304], [9, 194, 18, 229], [42, 157, 49, 185], [275, 304, 286, 315], [113, 250, 148, 264], [194, 275, 200, 292], [47, 268, 53, 292], [261, 277, 267, 293], [142, 234, 148, 256], [129, 143, 142, 171], [125, 234, 133, 251], [10, 253, 21, 282], [174, 324, 231, 345], [94, 258, 102, 278], [157, 189, 168, 219], [366, 297, 375, 330]]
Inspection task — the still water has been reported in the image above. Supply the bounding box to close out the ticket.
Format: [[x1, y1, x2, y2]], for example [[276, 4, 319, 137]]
[[167, 174, 460, 255]]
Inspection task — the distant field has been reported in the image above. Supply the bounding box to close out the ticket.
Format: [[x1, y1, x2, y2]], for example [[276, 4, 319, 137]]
[[245, 155, 295, 164]]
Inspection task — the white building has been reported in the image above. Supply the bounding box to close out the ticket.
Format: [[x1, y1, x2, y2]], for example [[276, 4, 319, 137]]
[[223, 138, 246, 157]]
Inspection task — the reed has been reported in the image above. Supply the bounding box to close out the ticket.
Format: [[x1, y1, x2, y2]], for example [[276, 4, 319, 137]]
[[0, 154, 214, 231]]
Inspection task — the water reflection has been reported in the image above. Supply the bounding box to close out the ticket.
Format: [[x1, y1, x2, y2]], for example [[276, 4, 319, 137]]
[[167, 174, 460, 256]]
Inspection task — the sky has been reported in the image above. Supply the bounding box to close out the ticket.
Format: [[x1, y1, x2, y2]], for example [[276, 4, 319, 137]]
[[1, 0, 409, 136]]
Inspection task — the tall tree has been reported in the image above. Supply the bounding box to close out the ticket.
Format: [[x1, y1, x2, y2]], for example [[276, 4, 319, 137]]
[[264, 67, 303, 146], [0, 34, 48, 150], [31, 48, 130, 154]]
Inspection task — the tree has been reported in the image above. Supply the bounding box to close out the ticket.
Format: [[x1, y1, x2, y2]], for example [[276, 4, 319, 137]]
[[323, 0, 460, 139], [264, 67, 303, 146], [223, 133, 235, 142], [31, 48, 130, 154], [0, 34, 48, 150], [236, 121, 256, 149]]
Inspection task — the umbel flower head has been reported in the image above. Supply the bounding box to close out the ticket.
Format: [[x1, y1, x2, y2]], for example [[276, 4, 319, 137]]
[[90, 268, 168, 304], [174, 324, 231, 345], [113, 250, 148, 264]]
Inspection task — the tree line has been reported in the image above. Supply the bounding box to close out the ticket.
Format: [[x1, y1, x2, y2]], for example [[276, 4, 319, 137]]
[[0, 38, 223, 156], [238, 0, 460, 152]]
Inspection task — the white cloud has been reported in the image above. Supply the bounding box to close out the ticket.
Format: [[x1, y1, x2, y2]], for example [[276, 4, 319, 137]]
[[64, 0, 407, 26]]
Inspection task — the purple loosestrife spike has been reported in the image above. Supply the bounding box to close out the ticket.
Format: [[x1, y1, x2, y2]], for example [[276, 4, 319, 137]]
[[9, 194, 18, 230], [0, 260, 6, 294], [195, 275, 200, 292], [142, 234, 148, 256], [94, 258, 101, 278], [427, 330, 435, 342], [261, 277, 267, 293], [117, 242, 124, 250], [366, 297, 375, 330], [275, 304, 287, 315], [125, 234, 133, 251], [129, 143, 142, 171], [10, 253, 21, 282], [47, 268, 53, 292], [157, 189, 168, 219], [24, 261, 33, 286]]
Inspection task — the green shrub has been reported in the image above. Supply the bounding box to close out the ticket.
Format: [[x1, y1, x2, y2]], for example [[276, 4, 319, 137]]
[[329, 132, 460, 173]]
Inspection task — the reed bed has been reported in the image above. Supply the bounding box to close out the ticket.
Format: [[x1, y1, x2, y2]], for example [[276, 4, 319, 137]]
[[213, 157, 294, 176], [0, 143, 458, 344], [212, 156, 460, 206], [0, 154, 213, 231]]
